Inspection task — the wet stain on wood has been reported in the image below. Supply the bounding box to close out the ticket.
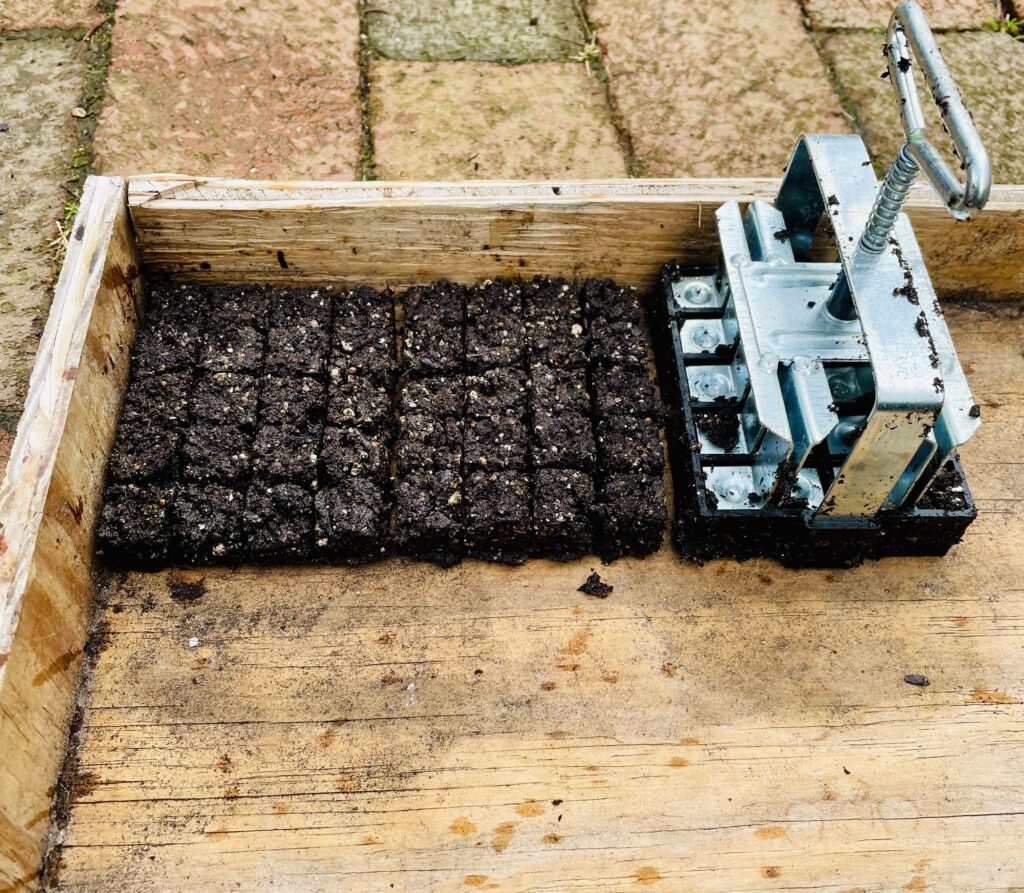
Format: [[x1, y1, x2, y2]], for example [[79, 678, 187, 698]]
[[32, 648, 82, 687], [633, 866, 662, 885], [450, 817, 477, 836], [490, 821, 517, 853]]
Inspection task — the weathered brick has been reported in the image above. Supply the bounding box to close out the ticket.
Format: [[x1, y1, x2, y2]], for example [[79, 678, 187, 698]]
[[589, 0, 850, 177], [365, 0, 586, 63], [825, 30, 1024, 182], [94, 0, 362, 178], [0, 0, 101, 30], [370, 61, 627, 180], [0, 36, 89, 412], [804, 0, 1001, 31]]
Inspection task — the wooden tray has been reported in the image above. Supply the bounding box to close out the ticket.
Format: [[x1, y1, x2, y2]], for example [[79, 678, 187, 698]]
[[1, 174, 1023, 891]]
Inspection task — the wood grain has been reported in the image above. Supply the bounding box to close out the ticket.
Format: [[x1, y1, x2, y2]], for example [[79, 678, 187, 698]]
[[127, 176, 1024, 300], [0, 177, 141, 892], [50, 303, 1024, 891]]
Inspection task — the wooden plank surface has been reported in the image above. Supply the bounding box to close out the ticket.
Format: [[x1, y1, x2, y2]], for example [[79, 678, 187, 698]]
[[0, 177, 141, 892], [51, 302, 1024, 892], [127, 175, 1024, 301]]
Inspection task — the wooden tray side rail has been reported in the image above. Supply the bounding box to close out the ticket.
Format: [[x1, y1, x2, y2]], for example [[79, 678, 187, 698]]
[[128, 175, 1024, 300], [0, 178, 141, 891]]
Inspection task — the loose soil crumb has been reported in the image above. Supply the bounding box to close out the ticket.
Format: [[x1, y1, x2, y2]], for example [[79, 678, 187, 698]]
[[578, 572, 613, 598]]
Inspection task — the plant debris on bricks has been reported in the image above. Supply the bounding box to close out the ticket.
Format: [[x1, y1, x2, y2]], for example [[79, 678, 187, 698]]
[[98, 275, 668, 569]]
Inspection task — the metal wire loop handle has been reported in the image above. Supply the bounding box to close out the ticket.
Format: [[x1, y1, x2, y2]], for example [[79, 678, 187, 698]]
[[859, 0, 991, 253]]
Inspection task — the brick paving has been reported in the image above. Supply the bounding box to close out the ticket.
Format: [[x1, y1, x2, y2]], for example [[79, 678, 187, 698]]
[[804, 0, 1001, 30], [0, 36, 89, 415], [589, 0, 851, 177], [0, 0, 102, 31], [825, 29, 1024, 182], [364, 0, 586, 62], [1, 0, 1023, 442], [371, 61, 627, 180]]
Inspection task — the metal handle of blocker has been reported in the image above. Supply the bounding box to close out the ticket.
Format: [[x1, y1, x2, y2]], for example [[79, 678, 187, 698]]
[[859, 0, 992, 253]]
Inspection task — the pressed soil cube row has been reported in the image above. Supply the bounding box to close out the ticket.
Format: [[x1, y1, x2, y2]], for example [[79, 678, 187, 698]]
[[582, 279, 666, 560], [393, 282, 468, 566]]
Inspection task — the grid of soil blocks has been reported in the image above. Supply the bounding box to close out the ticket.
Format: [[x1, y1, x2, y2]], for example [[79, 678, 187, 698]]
[[97, 281, 395, 568], [99, 276, 665, 570]]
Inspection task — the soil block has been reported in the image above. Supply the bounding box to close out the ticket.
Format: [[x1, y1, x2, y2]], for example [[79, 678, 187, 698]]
[[525, 313, 588, 370], [203, 282, 270, 331], [181, 424, 253, 485], [95, 483, 172, 569], [395, 436, 462, 475], [596, 414, 664, 475], [529, 363, 590, 417], [399, 375, 464, 420], [393, 464, 464, 567], [464, 470, 530, 564], [244, 481, 314, 562], [265, 289, 332, 377], [320, 426, 390, 486], [198, 316, 265, 373], [463, 414, 528, 471], [583, 278, 643, 326], [465, 280, 525, 372], [465, 367, 527, 418], [251, 424, 321, 486], [258, 375, 326, 428], [531, 408, 596, 470], [172, 483, 246, 564], [147, 279, 210, 322], [332, 285, 394, 340], [331, 286, 396, 385], [524, 278, 587, 370], [190, 372, 259, 429], [588, 316, 648, 369], [120, 370, 193, 428], [314, 480, 389, 563], [266, 324, 329, 378], [107, 420, 182, 483], [402, 281, 465, 377], [396, 413, 464, 453], [591, 364, 661, 421], [131, 318, 203, 375], [530, 468, 595, 560], [594, 473, 666, 560], [327, 372, 392, 430]]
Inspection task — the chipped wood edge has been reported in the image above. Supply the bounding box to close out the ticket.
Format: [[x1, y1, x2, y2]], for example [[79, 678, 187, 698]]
[[0, 176, 141, 891]]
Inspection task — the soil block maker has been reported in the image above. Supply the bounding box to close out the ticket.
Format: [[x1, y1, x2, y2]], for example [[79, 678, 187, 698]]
[[653, 0, 992, 567]]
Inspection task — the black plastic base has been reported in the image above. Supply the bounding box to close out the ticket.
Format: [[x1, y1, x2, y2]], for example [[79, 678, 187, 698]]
[[649, 264, 977, 569]]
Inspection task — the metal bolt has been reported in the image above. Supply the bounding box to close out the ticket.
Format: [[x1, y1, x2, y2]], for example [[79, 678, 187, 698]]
[[791, 473, 814, 501], [827, 368, 858, 400], [695, 370, 731, 399], [717, 474, 748, 504], [689, 325, 718, 351], [681, 280, 714, 306]]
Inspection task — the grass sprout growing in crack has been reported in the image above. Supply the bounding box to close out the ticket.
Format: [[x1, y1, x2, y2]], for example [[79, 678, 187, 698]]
[[570, 34, 601, 76], [989, 14, 1023, 39]]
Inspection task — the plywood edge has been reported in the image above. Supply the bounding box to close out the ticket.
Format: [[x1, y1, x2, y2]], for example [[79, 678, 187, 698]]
[[124, 175, 1024, 301], [0, 175, 141, 891]]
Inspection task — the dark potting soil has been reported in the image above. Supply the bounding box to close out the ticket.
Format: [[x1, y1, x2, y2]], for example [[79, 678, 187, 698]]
[[99, 276, 668, 569]]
